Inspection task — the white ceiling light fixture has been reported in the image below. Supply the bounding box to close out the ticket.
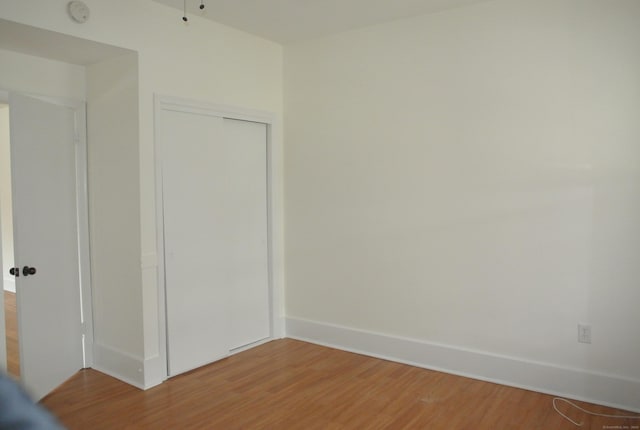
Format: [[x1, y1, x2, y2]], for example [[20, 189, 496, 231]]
[[182, 0, 206, 22]]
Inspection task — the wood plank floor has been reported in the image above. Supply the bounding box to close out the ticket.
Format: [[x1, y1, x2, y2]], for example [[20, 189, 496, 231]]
[[40, 339, 639, 429], [4, 290, 20, 378]]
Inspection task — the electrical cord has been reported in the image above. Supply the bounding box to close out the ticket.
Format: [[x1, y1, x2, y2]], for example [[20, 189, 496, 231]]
[[553, 397, 640, 427]]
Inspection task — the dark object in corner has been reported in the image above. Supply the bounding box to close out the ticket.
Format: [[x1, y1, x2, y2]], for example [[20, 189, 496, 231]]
[[0, 373, 65, 429]]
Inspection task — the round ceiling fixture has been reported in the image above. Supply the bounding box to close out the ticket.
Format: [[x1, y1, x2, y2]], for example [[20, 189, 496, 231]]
[[67, 1, 90, 24]]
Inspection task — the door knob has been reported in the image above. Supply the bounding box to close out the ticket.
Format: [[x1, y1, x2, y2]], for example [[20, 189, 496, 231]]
[[22, 266, 37, 277], [9, 267, 20, 277]]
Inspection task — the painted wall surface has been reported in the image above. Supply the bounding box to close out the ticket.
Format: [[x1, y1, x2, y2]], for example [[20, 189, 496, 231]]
[[0, 0, 283, 386], [285, 0, 640, 385], [0, 48, 86, 100], [86, 52, 142, 358], [0, 105, 13, 292], [0, 105, 5, 367]]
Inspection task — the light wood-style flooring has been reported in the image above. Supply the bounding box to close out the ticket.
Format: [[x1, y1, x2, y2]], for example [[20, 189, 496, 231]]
[[40, 339, 639, 429], [4, 290, 20, 377]]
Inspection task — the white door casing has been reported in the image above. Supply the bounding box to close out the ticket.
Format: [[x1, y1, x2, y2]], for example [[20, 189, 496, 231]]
[[155, 96, 273, 377], [0, 102, 7, 372], [8, 92, 92, 400]]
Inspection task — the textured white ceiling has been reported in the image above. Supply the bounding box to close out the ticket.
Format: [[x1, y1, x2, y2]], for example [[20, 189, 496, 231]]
[[153, 0, 495, 44]]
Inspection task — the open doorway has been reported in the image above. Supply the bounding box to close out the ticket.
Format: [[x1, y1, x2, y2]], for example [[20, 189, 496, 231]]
[[0, 19, 139, 397], [0, 103, 19, 379]]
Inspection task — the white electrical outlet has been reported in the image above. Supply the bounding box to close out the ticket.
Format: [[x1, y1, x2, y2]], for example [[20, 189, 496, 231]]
[[578, 324, 592, 344]]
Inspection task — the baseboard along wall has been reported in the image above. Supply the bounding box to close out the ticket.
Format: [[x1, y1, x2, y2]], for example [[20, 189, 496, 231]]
[[92, 343, 149, 390], [285, 317, 640, 413]]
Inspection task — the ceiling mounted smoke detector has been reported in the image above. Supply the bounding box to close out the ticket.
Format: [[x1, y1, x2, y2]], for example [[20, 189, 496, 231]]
[[67, 1, 90, 24]]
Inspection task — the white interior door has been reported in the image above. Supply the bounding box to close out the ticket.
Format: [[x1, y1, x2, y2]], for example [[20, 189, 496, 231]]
[[9, 93, 84, 400], [160, 107, 270, 377], [161, 111, 230, 376], [223, 119, 270, 350]]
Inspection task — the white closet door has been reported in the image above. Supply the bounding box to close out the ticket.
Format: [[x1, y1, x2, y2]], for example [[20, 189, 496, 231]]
[[223, 118, 270, 350], [160, 108, 269, 376]]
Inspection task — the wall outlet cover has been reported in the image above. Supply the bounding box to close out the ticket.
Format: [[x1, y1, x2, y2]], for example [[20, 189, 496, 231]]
[[578, 323, 592, 344]]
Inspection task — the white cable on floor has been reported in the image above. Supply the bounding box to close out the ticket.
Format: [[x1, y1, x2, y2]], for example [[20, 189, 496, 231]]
[[553, 397, 640, 427]]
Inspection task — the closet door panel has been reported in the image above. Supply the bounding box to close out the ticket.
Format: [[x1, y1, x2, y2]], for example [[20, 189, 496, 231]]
[[160, 108, 271, 376], [160, 110, 230, 376], [223, 118, 270, 350]]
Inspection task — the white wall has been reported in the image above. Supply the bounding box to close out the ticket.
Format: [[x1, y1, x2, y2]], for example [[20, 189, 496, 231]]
[[0, 104, 13, 293], [86, 53, 142, 365], [285, 0, 640, 410], [0, 0, 283, 388], [0, 105, 5, 369], [0, 48, 86, 100]]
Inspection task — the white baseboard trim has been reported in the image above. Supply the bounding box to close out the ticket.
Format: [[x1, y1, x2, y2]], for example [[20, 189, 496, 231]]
[[3, 278, 15, 293], [142, 354, 165, 389], [273, 315, 286, 340], [285, 317, 640, 413], [92, 342, 145, 389]]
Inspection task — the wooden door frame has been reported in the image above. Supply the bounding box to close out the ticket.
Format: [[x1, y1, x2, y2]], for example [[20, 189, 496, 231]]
[[0, 89, 94, 370], [153, 95, 281, 380]]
